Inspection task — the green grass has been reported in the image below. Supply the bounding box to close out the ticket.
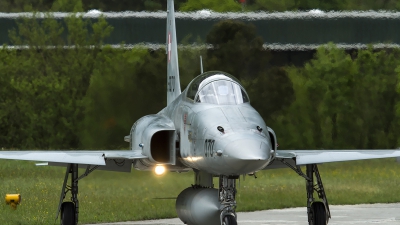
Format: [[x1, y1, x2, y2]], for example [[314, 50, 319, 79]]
[[0, 158, 400, 224]]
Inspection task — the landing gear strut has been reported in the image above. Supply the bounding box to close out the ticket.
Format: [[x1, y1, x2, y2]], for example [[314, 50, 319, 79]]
[[56, 164, 99, 225], [278, 159, 331, 225], [305, 164, 330, 225], [219, 175, 238, 225]]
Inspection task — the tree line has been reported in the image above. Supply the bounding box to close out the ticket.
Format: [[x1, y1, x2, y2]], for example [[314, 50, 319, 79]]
[[1, 0, 400, 12], [1, 12, 400, 150]]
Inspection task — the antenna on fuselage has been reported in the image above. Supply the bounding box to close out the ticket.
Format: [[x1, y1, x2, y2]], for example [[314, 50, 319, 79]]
[[200, 56, 204, 74]]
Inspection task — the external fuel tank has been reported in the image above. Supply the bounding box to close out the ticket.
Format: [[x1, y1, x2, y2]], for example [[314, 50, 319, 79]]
[[176, 187, 221, 225]]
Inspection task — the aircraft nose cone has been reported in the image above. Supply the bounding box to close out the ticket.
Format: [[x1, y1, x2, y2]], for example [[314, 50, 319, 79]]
[[226, 138, 270, 160], [223, 137, 271, 174]]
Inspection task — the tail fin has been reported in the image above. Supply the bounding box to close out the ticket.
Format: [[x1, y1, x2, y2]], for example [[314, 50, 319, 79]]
[[166, 0, 181, 105]]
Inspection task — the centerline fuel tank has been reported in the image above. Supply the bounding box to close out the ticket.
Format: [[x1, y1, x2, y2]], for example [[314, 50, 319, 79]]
[[176, 187, 221, 225]]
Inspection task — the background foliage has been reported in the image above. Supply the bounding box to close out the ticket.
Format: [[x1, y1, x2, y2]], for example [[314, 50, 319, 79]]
[[0, 12, 114, 149], [281, 46, 400, 149], [1, 0, 400, 12]]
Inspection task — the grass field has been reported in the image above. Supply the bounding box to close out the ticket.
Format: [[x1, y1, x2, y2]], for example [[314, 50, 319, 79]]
[[0, 158, 400, 224]]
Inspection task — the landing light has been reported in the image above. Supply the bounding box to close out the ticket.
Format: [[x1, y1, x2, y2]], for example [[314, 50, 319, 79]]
[[154, 165, 166, 175]]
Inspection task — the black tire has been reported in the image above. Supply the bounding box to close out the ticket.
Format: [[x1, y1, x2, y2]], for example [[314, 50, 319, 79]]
[[61, 202, 76, 225], [311, 202, 327, 225], [223, 215, 237, 225]]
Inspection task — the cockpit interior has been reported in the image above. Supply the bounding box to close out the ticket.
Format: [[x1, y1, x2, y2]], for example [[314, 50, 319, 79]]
[[186, 71, 249, 105]]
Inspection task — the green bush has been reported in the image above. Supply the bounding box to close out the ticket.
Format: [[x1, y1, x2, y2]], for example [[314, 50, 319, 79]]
[[180, 0, 242, 12], [0, 12, 112, 149], [280, 44, 400, 150]]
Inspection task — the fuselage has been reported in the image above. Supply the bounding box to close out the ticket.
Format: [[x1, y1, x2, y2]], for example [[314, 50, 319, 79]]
[[161, 71, 275, 175]]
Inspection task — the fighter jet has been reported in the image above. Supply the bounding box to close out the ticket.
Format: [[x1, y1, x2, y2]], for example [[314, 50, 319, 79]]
[[2, 0, 400, 225]]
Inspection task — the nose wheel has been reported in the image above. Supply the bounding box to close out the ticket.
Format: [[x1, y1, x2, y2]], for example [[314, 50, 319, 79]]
[[223, 215, 237, 225]]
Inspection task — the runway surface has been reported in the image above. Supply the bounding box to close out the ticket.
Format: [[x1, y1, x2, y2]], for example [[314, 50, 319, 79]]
[[88, 203, 400, 225]]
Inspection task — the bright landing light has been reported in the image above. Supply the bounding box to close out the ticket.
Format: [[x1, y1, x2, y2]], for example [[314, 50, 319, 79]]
[[154, 165, 166, 175]]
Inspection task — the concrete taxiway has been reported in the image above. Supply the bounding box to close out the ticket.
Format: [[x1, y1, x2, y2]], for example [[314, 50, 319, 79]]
[[88, 203, 400, 225]]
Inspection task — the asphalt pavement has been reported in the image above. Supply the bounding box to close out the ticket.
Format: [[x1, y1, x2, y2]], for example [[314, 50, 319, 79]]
[[87, 203, 400, 225]]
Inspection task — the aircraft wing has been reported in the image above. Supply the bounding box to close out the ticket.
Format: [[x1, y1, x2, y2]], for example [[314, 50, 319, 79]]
[[275, 149, 400, 165], [0, 150, 147, 165]]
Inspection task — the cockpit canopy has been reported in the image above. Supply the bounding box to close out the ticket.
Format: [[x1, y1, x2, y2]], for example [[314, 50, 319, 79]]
[[186, 71, 249, 105]]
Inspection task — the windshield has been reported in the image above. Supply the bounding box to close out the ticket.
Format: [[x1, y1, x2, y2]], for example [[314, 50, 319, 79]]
[[195, 80, 249, 105], [186, 71, 250, 105]]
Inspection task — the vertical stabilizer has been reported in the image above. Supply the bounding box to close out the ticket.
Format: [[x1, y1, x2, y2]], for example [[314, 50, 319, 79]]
[[166, 0, 182, 105]]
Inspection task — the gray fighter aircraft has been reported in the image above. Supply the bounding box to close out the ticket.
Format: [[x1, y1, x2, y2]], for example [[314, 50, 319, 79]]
[[2, 1, 400, 225]]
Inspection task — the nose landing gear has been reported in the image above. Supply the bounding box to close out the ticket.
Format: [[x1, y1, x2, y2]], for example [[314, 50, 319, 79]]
[[219, 175, 238, 225]]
